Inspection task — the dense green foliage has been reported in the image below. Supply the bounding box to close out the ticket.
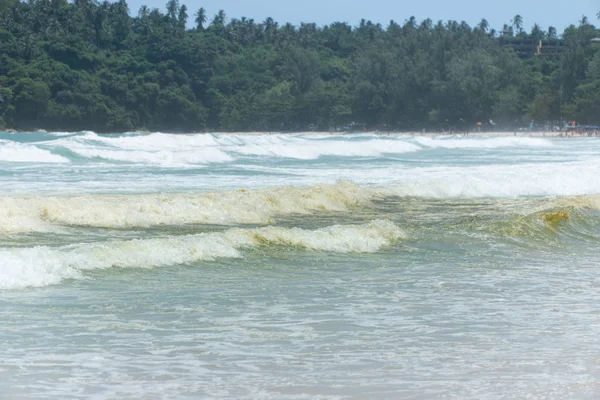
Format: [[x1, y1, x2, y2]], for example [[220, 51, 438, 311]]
[[1, 1, 600, 132]]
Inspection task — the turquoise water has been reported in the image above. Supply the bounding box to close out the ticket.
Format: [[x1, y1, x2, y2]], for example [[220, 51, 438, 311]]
[[1, 132, 599, 399]]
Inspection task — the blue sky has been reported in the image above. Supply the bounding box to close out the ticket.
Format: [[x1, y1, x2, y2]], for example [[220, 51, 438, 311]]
[[126, 0, 599, 32]]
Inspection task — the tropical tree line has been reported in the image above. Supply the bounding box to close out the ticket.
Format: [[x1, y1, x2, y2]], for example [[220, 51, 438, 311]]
[[1, 0, 600, 132]]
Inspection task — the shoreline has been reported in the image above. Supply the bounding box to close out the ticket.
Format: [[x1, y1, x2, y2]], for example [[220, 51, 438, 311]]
[[0, 129, 587, 138]]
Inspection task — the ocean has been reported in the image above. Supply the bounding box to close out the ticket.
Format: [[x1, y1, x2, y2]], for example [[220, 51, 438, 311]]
[[0, 131, 599, 399]]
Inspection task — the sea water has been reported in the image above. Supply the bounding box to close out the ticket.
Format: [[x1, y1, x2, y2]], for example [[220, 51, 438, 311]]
[[0, 131, 599, 399]]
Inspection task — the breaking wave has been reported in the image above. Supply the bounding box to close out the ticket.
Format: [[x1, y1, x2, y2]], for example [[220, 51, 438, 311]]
[[227, 135, 421, 159], [0, 220, 405, 289], [0, 182, 375, 232], [0, 140, 69, 163], [414, 136, 554, 149], [3, 180, 600, 234], [0, 131, 568, 168], [54, 133, 232, 166]]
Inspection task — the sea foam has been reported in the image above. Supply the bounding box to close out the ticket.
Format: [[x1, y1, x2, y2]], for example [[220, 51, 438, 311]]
[[3, 169, 600, 234], [229, 135, 422, 159], [0, 182, 375, 232], [0, 140, 69, 163], [0, 220, 404, 289], [414, 136, 554, 149], [54, 133, 232, 166]]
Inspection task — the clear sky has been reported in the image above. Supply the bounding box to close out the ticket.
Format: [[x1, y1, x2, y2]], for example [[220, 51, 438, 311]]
[[126, 0, 599, 32]]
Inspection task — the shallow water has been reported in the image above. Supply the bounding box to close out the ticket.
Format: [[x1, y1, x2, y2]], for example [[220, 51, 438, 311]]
[[1, 132, 599, 399]]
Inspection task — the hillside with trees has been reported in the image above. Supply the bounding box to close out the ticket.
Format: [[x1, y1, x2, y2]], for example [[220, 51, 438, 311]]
[[1, 0, 600, 132]]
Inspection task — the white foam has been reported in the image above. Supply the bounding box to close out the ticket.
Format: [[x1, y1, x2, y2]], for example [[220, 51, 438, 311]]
[[45, 131, 80, 137], [0, 182, 375, 232], [87, 132, 222, 150], [414, 136, 554, 149], [53, 133, 232, 166], [10, 132, 556, 167], [377, 160, 600, 198], [0, 140, 69, 163], [62, 133, 421, 162], [0, 197, 56, 233], [0, 220, 404, 289], [4, 164, 600, 233], [229, 136, 421, 159], [229, 219, 405, 253], [67, 146, 232, 166]]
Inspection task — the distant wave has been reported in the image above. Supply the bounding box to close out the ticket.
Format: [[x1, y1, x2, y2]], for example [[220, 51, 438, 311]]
[[414, 136, 554, 149], [0, 132, 562, 167], [225, 134, 422, 159], [53, 132, 232, 166]]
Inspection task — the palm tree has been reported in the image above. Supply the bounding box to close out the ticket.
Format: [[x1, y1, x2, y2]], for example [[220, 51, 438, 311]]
[[530, 23, 544, 41], [278, 22, 295, 45], [166, 0, 178, 21], [138, 5, 149, 19], [110, 0, 131, 45], [135, 6, 152, 36], [580, 15, 589, 26], [512, 14, 523, 34], [420, 18, 433, 31], [194, 7, 206, 30], [478, 18, 489, 33], [212, 9, 226, 26], [264, 17, 277, 32], [178, 4, 187, 32]]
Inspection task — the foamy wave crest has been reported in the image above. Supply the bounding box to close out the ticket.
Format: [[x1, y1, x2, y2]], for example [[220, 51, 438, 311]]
[[54, 133, 232, 166], [414, 136, 554, 149], [376, 160, 600, 198], [84, 132, 222, 150], [0, 140, 69, 163], [0, 182, 375, 232], [229, 135, 421, 159], [0, 197, 56, 233], [45, 131, 94, 137], [67, 146, 232, 165], [229, 219, 405, 252], [0, 220, 404, 289], [554, 195, 600, 211]]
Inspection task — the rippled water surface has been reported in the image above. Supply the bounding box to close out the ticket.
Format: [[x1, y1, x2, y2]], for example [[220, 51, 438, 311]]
[[1, 132, 599, 399]]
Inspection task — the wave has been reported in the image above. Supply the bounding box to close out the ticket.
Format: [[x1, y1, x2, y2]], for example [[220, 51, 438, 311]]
[[84, 132, 222, 150], [224, 135, 422, 159], [0, 220, 404, 289], [53, 133, 232, 166], [3, 179, 600, 234], [25, 132, 422, 165], [414, 136, 554, 149], [0, 182, 375, 232], [82, 132, 421, 161], [0, 132, 564, 167], [44, 131, 95, 137], [65, 146, 233, 166], [373, 160, 600, 198], [476, 202, 600, 249], [0, 140, 69, 163]]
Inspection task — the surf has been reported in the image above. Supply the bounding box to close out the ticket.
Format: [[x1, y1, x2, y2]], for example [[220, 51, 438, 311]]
[[0, 220, 405, 289]]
